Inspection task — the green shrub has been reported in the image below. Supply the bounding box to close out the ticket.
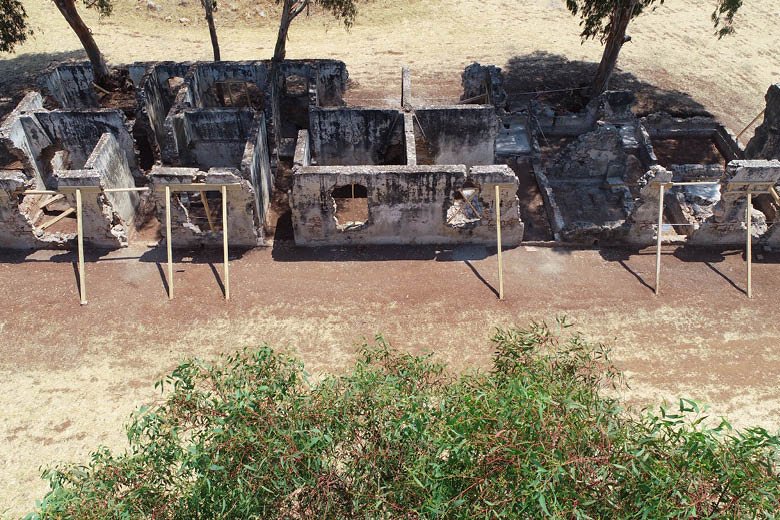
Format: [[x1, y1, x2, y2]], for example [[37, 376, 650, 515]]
[[27, 319, 780, 519]]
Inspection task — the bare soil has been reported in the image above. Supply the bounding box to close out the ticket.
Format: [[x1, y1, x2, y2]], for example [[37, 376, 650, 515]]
[[2, 244, 780, 515], [653, 137, 726, 168]]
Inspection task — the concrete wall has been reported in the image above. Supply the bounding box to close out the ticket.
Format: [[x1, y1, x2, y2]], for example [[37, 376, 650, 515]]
[[0, 171, 44, 249], [34, 110, 138, 171], [240, 112, 272, 229], [140, 62, 191, 156], [643, 113, 745, 163], [83, 133, 139, 225], [290, 163, 523, 246], [171, 108, 255, 169], [0, 92, 51, 187], [54, 133, 139, 248], [189, 61, 269, 108], [413, 106, 497, 166], [149, 166, 262, 249], [309, 107, 405, 166], [39, 62, 98, 109]]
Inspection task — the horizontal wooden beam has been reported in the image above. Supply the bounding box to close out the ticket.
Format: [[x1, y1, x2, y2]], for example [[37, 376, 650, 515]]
[[159, 183, 243, 192]]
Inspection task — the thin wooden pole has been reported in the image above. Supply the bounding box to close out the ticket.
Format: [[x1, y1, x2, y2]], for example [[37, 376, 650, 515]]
[[165, 185, 173, 300], [655, 183, 665, 296], [222, 185, 230, 301], [746, 191, 753, 299], [495, 185, 504, 301], [200, 191, 216, 232], [76, 188, 87, 305]]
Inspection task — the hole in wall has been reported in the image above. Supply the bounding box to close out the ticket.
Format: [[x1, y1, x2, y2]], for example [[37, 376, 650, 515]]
[[174, 190, 224, 234], [166, 76, 185, 96], [331, 183, 368, 231], [446, 181, 483, 229], [208, 81, 264, 110]]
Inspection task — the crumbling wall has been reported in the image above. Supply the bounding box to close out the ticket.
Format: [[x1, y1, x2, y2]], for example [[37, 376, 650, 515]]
[[84, 133, 139, 225], [139, 62, 191, 158], [309, 107, 405, 166], [687, 160, 780, 246], [189, 61, 268, 108], [541, 125, 640, 244], [150, 166, 262, 249], [54, 133, 139, 248], [240, 112, 272, 229], [624, 165, 673, 246], [413, 106, 497, 166], [38, 62, 98, 109], [0, 171, 45, 249], [461, 63, 508, 109], [290, 163, 523, 246], [34, 109, 138, 171], [643, 113, 744, 164], [746, 84, 780, 160], [0, 92, 51, 187], [170, 108, 256, 169]]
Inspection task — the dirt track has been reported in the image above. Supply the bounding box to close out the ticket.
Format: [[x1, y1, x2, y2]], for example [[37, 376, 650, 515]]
[[2, 0, 780, 516]]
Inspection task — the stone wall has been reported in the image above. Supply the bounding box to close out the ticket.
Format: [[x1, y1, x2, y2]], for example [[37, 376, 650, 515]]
[[39, 62, 98, 109], [747, 84, 780, 160], [54, 133, 139, 248], [290, 162, 523, 246], [149, 166, 262, 249], [309, 107, 405, 166], [171, 108, 256, 169], [240, 112, 272, 229], [34, 110, 138, 171], [0, 171, 44, 249], [413, 106, 497, 166]]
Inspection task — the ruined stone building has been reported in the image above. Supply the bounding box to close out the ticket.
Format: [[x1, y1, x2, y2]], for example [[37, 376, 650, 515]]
[[0, 59, 779, 252]]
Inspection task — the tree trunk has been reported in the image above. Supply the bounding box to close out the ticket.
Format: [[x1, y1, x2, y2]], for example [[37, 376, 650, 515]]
[[53, 0, 110, 86], [270, 0, 295, 157], [272, 0, 294, 65], [201, 0, 220, 61], [590, 1, 635, 97]]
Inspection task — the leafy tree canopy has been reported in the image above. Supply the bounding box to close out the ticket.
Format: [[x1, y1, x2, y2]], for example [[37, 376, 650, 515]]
[[0, 0, 32, 53], [565, 0, 744, 42], [26, 320, 780, 519]]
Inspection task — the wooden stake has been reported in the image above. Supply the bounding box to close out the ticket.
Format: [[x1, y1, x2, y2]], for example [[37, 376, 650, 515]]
[[40, 207, 75, 230], [200, 191, 216, 232], [165, 185, 173, 300], [655, 183, 665, 296], [222, 185, 230, 301], [747, 191, 753, 299], [76, 189, 87, 305], [495, 185, 504, 301]]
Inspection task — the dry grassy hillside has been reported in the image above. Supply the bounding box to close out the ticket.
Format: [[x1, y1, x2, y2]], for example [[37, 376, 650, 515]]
[[2, 0, 779, 131]]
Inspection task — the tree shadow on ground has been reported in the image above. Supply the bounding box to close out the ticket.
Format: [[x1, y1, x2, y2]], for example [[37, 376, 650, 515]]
[[0, 49, 86, 119], [502, 51, 710, 117], [600, 245, 780, 295]]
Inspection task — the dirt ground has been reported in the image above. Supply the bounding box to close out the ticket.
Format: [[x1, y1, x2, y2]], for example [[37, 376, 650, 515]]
[[2, 0, 780, 516], [2, 244, 780, 515]]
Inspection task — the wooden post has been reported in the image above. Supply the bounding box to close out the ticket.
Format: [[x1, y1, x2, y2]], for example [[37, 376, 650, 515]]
[[165, 185, 173, 300], [76, 188, 87, 305], [222, 185, 230, 301], [200, 191, 216, 232], [495, 185, 504, 301], [746, 191, 753, 299], [655, 183, 665, 296]]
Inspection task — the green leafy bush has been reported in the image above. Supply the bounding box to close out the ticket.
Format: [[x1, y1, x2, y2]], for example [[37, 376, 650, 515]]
[[28, 320, 780, 518]]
